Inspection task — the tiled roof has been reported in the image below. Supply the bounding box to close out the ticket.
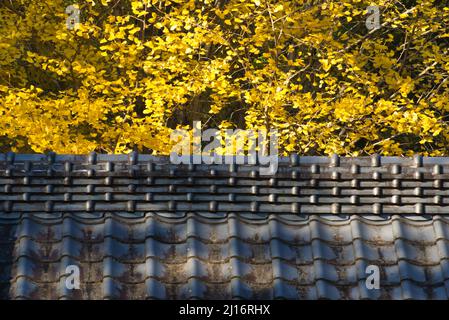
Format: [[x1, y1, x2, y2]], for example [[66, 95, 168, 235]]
[[1, 153, 449, 299], [1, 152, 449, 215], [1, 213, 449, 300]]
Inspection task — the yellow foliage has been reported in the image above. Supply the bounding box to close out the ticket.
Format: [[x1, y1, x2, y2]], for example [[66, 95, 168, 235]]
[[0, 0, 449, 156]]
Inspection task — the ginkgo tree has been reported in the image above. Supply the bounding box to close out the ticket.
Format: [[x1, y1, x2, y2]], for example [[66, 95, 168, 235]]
[[0, 0, 448, 156]]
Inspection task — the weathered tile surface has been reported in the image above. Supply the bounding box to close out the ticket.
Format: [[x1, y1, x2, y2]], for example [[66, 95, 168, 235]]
[[1, 153, 449, 299]]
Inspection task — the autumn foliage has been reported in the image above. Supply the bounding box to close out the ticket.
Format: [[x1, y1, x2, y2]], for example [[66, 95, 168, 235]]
[[1, 0, 449, 156]]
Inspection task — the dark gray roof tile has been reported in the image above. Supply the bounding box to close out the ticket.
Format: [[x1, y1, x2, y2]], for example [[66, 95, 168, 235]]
[[2, 154, 449, 299]]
